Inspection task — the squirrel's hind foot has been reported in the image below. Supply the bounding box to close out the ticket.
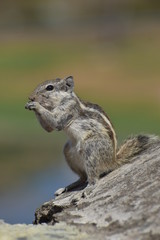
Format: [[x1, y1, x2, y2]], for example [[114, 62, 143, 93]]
[[54, 178, 88, 196]]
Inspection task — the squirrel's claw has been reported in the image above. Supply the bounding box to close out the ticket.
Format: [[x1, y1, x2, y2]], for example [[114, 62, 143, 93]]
[[25, 101, 39, 111], [25, 101, 33, 110]]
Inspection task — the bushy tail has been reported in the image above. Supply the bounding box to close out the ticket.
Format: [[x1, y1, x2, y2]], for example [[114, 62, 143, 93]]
[[116, 134, 160, 165]]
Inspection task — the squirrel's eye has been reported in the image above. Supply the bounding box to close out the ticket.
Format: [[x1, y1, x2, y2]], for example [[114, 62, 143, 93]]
[[46, 85, 54, 91]]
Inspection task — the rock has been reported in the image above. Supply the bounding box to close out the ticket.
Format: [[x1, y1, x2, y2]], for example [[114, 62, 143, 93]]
[[34, 142, 160, 240], [0, 221, 89, 240]]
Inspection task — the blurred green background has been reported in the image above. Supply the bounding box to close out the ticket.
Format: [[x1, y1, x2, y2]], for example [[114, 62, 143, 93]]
[[0, 0, 160, 223]]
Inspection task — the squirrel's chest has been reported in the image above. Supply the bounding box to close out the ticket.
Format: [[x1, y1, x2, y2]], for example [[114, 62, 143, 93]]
[[65, 118, 106, 143]]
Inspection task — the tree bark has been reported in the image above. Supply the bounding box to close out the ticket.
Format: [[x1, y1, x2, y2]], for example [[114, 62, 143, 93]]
[[34, 142, 160, 240]]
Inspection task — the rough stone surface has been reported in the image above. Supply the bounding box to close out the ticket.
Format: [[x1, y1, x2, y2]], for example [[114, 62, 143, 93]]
[[34, 142, 160, 240], [0, 220, 89, 240]]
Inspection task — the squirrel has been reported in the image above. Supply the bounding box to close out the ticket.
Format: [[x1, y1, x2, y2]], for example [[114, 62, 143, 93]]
[[25, 76, 159, 195]]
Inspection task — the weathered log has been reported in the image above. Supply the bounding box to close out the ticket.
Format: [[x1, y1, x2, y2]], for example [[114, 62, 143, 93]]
[[34, 142, 160, 239]]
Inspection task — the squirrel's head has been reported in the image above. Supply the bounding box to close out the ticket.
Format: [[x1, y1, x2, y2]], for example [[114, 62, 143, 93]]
[[29, 76, 74, 110]]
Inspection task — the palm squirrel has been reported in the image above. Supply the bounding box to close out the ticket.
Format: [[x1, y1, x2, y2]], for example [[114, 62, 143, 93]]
[[25, 76, 159, 195]]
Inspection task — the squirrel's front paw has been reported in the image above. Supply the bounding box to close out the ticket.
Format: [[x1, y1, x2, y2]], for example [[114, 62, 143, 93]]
[[25, 101, 40, 111]]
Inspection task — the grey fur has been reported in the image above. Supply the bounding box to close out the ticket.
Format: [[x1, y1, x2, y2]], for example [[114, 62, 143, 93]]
[[25, 76, 160, 195]]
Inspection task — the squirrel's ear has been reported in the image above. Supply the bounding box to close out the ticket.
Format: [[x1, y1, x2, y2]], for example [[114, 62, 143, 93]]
[[65, 76, 74, 92]]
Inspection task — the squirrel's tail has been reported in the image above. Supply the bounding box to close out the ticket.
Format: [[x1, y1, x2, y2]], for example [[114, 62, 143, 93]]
[[116, 134, 160, 165]]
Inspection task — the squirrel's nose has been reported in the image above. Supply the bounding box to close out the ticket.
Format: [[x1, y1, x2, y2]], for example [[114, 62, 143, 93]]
[[29, 95, 35, 101]]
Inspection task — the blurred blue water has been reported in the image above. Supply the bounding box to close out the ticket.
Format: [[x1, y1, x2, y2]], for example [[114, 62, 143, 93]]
[[0, 160, 77, 224]]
